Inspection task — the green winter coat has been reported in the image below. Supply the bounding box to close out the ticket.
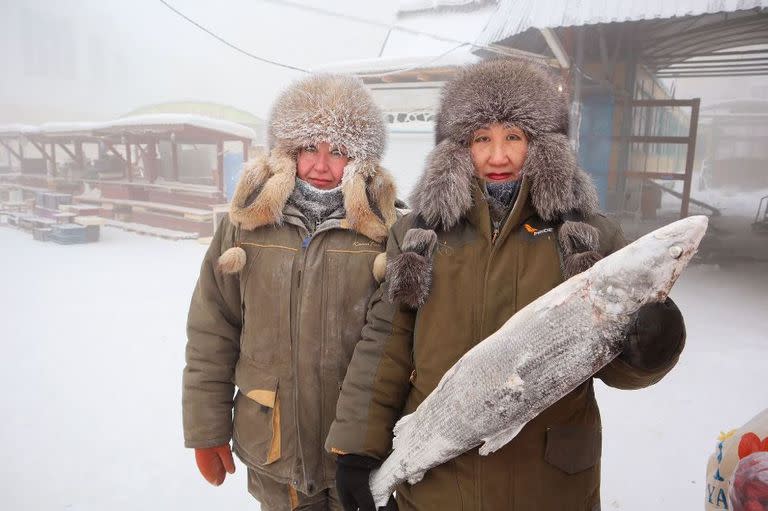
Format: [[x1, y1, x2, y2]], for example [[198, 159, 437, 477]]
[[183, 149, 397, 496], [326, 177, 685, 510]]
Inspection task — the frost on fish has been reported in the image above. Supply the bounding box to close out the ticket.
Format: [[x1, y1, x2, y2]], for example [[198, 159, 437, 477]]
[[369, 216, 708, 507]]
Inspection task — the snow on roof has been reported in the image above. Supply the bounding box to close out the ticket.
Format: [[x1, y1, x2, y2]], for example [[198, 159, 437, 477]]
[[105, 114, 257, 141], [476, 0, 768, 45], [313, 49, 478, 75], [37, 122, 103, 135], [398, 0, 491, 14], [0, 115, 258, 141], [0, 124, 39, 136], [316, 3, 494, 76]]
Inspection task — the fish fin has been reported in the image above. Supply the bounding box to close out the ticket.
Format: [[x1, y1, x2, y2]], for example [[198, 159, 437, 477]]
[[407, 470, 426, 485], [392, 412, 413, 440], [478, 423, 526, 456]]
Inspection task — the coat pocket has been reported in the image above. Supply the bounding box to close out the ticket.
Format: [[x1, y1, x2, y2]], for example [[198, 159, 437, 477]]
[[233, 358, 281, 466], [544, 424, 601, 474]]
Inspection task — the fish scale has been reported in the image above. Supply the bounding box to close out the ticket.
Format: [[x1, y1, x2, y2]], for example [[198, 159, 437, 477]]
[[369, 216, 708, 507]]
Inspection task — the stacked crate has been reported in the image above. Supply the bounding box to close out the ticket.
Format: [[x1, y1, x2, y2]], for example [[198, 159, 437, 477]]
[[49, 224, 89, 244], [34, 193, 72, 218]]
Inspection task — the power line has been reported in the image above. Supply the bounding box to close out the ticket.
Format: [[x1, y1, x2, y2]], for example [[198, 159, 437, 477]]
[[261, 0, 550, 63], [157, 0, 309, 73], [158, 0, 552, 78]]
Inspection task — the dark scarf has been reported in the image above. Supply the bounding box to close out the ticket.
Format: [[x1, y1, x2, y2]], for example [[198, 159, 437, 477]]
[[286, 178, 345, 233], [485, 180, 521, 231]]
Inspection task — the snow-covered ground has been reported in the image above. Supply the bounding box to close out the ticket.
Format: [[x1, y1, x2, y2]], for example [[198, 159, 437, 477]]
[[1, 222, 765, 510]]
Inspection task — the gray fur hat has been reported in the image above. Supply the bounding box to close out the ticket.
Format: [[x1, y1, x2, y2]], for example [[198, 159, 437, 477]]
[[435, 59, 569, 145], [268, 73, 386, 162]]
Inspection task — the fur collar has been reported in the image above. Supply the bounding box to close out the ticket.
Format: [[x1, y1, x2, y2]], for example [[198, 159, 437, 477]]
[[228, 146, 396, 243]]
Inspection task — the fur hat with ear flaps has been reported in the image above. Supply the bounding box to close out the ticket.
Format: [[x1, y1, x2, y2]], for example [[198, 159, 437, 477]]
[[218, 74, 397, 274], [388, 59, 604, 308]]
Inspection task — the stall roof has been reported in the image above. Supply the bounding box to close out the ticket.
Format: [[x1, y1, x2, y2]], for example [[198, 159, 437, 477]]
[[0, 115, 258, 143], [475, 0, 767, 45], [313, 50, 481, 83], [96, 114, 258, 141], [0, 124, 38, 138]]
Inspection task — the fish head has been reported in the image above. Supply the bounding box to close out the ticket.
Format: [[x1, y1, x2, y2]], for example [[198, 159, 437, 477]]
[[588, 215, 708, 316]]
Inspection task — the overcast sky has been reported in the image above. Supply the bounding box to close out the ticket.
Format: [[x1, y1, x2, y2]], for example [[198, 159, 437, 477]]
[[1, 0, 767, 124], [0, 0, 415, 122]]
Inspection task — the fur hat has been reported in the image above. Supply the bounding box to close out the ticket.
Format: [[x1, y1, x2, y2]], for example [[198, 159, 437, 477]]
[[389, 59, 603, 307], [268, 73, 386, 161], [220, 74, 396, 274], [435, 59, 569, 145]]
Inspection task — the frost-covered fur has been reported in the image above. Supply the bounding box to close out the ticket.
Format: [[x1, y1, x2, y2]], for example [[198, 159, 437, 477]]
[[408, 140, 475, 232], [229, 150, 397, 243], [434, 59, 569, 145], [218, 246, 247, 274], [268, 74, 386, 161], [387, 229, 438, 308]]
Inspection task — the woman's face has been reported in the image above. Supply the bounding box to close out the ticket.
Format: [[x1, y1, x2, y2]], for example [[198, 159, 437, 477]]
[[296, 142, 349, 189], [469, 123, 529, 183]]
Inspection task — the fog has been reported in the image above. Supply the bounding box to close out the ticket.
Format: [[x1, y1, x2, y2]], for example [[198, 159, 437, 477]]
[[1, 1, 767, 510]]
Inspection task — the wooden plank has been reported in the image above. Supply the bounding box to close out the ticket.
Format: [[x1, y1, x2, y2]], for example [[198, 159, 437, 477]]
[[625, 171, 685, 180], [681, 98, 700, 218], [74, 195, 213, 217], [216, 140, 224, 194], [126, 143, 132, 182], [171, 140, 179, 181], [631, 99, 699, 108], [104, 142, 127, 163], [28, 141, 53, 164], [619, 135, 691, 144], [0, 139, 23, 161]]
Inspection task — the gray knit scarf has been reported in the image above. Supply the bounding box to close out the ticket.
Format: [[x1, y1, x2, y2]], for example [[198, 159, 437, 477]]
[[485, 180, 521, 231], [287, 178, 345, 233]]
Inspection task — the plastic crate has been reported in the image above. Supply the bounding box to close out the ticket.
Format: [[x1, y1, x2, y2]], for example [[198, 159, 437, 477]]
[[50, 223, 88, 244], [32, 227, 52, 242]]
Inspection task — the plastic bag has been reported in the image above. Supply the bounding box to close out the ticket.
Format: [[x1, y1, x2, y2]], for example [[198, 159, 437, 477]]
[[706, 409, 768, 510]]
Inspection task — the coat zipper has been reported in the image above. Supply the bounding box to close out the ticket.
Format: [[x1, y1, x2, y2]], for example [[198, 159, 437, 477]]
[[288, 218, 342, 493], [290, 224, 310, 492]]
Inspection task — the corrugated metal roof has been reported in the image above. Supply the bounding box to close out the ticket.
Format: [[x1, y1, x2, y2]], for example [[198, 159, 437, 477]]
[[476, 0, 767, 45]]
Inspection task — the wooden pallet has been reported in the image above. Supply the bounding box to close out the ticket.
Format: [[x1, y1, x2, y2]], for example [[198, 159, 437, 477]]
[[103, 219, 199, 240]]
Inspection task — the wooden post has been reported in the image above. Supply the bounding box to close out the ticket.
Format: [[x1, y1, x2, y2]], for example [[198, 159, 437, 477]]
[[75, 142, 84, 172], [680, 98, 700, 218], [171, 139, 179, 182], [126, 142, 132, 182], [216, 140, 224, 194], [242, 140, 248, 162], [19, 138, 24, 173], [50, 143, 57, 178], [0, 139, 23, 164], [147, 142, 158, 183]]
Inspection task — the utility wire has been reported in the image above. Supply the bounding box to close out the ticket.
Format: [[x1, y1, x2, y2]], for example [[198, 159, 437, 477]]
[[261, 0, 550, 63], [159, 0, 552, 78], [157, 0, 310, 73]]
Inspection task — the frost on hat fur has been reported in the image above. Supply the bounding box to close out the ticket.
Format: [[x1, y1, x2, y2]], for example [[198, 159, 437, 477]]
[[268, 73, 386, 161], [434, 58, 569, 145]]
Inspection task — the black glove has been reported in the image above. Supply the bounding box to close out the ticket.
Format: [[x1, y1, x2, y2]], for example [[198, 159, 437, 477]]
[[336, 454, 397, 511], [620, 297, 686, 371]]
